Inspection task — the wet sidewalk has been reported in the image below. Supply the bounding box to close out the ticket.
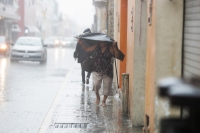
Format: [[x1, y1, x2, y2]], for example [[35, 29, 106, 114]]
[[38, 63, 142, 133]]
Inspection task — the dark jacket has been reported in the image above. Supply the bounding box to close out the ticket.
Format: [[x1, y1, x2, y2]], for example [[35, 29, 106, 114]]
[[73, 42, 87, 63]]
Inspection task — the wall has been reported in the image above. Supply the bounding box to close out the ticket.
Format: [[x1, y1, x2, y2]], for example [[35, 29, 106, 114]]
[[145, 0, 183, 132], [107, 0, 114, 38], [119, 0, 127, 89], [25, 0, 36, 26], [131, 0, 147, 126], [126, 0, 134, 122], [113, 0, 119, 90], [96, 6, 107, 33], [18, 0, 25, 37]]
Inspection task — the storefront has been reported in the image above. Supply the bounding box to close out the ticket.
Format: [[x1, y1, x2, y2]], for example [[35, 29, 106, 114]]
[[182, 0, 200, 78]]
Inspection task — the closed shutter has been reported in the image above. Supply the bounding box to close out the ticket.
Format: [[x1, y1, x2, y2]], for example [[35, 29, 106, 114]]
[[183, 0, 200, 78]]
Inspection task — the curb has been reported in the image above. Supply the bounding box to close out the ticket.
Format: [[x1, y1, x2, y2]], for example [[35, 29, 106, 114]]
[[38, 61, 77, 133]]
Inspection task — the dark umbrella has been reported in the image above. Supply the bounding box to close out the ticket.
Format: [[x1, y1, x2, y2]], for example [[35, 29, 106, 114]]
[[75, 32, 114, 41], [75, 33, 115, 46], [74, 32, 124, 61]]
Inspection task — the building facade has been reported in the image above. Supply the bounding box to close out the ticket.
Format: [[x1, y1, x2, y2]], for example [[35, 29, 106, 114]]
[[35, 0, 59, 39], [17, 0, 59, 39], [95, 0, 186, 133], [93, 0, 107, 33], [0, 0, 20, 42]]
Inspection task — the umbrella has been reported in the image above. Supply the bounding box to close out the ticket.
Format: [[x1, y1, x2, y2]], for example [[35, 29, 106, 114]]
[[74, 32, 124, 61], [75, 32, 115, 42]]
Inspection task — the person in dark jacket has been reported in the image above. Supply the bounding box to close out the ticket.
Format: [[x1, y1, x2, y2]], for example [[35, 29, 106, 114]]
[[73, 28, 92, 85], [78, 39, 124, 107]]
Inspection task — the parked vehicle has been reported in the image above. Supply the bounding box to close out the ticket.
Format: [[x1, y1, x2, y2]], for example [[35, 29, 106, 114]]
[[10, 37, 47, 63], [44, 37, 60, 47], [61, 37, 77, 48], [0, 36, 11, 57]]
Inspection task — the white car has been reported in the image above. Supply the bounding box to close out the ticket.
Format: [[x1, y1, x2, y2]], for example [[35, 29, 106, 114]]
[[44, 37, 60, 47], [10, 37, 47, 63]]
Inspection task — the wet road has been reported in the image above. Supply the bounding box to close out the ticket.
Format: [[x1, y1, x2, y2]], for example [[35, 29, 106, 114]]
[[0, 47, 75, 133]]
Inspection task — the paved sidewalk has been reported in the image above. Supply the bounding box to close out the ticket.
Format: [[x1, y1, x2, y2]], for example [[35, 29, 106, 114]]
[[38, 63, 142, 133]]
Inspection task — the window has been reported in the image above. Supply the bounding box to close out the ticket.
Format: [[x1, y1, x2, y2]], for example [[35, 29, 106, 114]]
[[7, 0, 13, 5], [0, 0, 5, 4], [0, 0, 14, 5]]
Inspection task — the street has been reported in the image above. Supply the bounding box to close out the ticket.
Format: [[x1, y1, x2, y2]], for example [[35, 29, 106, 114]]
[[0, 47, 76, 133]]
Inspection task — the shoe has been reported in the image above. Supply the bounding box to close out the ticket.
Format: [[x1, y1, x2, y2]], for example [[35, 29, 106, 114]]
[[86, 78, 89, 84]]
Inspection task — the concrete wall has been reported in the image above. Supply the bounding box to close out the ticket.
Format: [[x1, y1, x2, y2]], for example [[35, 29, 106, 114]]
[[144, 0, 183, 133], [107, 0, 114, 38], [113, 0, 119, 90], [112, 0, 183, 132], [154, 0, 183, 132], [96, 7, 107, 33], [131, 0, 147, 126]]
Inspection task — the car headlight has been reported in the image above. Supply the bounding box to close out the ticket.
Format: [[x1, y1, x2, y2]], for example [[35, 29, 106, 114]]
[[0, 44, 7, 50], [61, 41, 66, 45], [55, 40, 59, 44]]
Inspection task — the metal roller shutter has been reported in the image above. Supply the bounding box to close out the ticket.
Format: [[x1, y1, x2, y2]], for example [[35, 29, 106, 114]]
[[183, 0, 200, 78]]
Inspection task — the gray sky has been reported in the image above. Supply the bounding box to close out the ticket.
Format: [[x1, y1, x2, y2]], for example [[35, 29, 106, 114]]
[[56, 0, 95, 28]]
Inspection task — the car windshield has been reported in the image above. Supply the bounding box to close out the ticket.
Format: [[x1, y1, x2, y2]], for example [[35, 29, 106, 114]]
[[0, 37, 5, 43], [15, 38, 42, 46]]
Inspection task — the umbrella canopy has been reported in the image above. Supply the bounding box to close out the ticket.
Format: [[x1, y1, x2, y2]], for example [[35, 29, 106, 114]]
[[75, 33, 115, 42], [74, 32, 125, 61]]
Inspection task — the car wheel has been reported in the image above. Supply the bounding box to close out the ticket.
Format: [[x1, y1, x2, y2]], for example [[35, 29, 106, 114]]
[[10, 59, 17, 63], [40, 57, 47, 64]]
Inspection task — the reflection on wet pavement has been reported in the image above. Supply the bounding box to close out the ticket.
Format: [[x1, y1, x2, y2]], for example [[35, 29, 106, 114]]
[[45, 65, 142, 133], [0, 58, 7, 103]]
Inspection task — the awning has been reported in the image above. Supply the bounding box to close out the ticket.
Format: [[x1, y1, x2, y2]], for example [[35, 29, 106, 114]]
[[11, 24, 21, 32], [0, 11, 20, 21], [25, 25, 40, 33]]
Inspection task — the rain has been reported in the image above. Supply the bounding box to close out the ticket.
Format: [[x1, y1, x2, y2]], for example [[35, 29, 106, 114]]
[[0, 0, 194, 133]]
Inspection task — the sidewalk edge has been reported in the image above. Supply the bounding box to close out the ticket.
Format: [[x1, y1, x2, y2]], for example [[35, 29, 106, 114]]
[[38, 61, 77, 133]]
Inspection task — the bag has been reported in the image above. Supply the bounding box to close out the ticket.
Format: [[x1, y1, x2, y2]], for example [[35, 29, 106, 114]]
[[82, 46, 98, 72], [73, 51, 77, 58], [82, 56, 95, 72]]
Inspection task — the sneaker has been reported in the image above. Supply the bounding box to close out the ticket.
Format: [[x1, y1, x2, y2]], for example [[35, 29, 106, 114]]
[[86, 78, 89, 84]]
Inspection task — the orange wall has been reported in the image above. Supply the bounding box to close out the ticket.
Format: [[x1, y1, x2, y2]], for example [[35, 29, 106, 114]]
[[119, 0, 128, 88]]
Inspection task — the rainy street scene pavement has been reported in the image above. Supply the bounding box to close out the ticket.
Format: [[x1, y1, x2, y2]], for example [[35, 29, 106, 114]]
[[0, 47, 75, 133], [0, 46, 142, 133], [1, 0, 192, 132], [38, 55, 142, 133]]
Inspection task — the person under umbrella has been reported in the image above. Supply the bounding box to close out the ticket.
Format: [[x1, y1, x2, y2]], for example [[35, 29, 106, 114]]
[[78, 37, 124, 107], [73, 28, 92, 85]]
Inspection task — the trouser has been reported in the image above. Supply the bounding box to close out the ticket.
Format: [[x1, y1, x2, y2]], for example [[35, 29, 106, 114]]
[[81, 63, 91, 83], [92, 72, 113, 96]]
